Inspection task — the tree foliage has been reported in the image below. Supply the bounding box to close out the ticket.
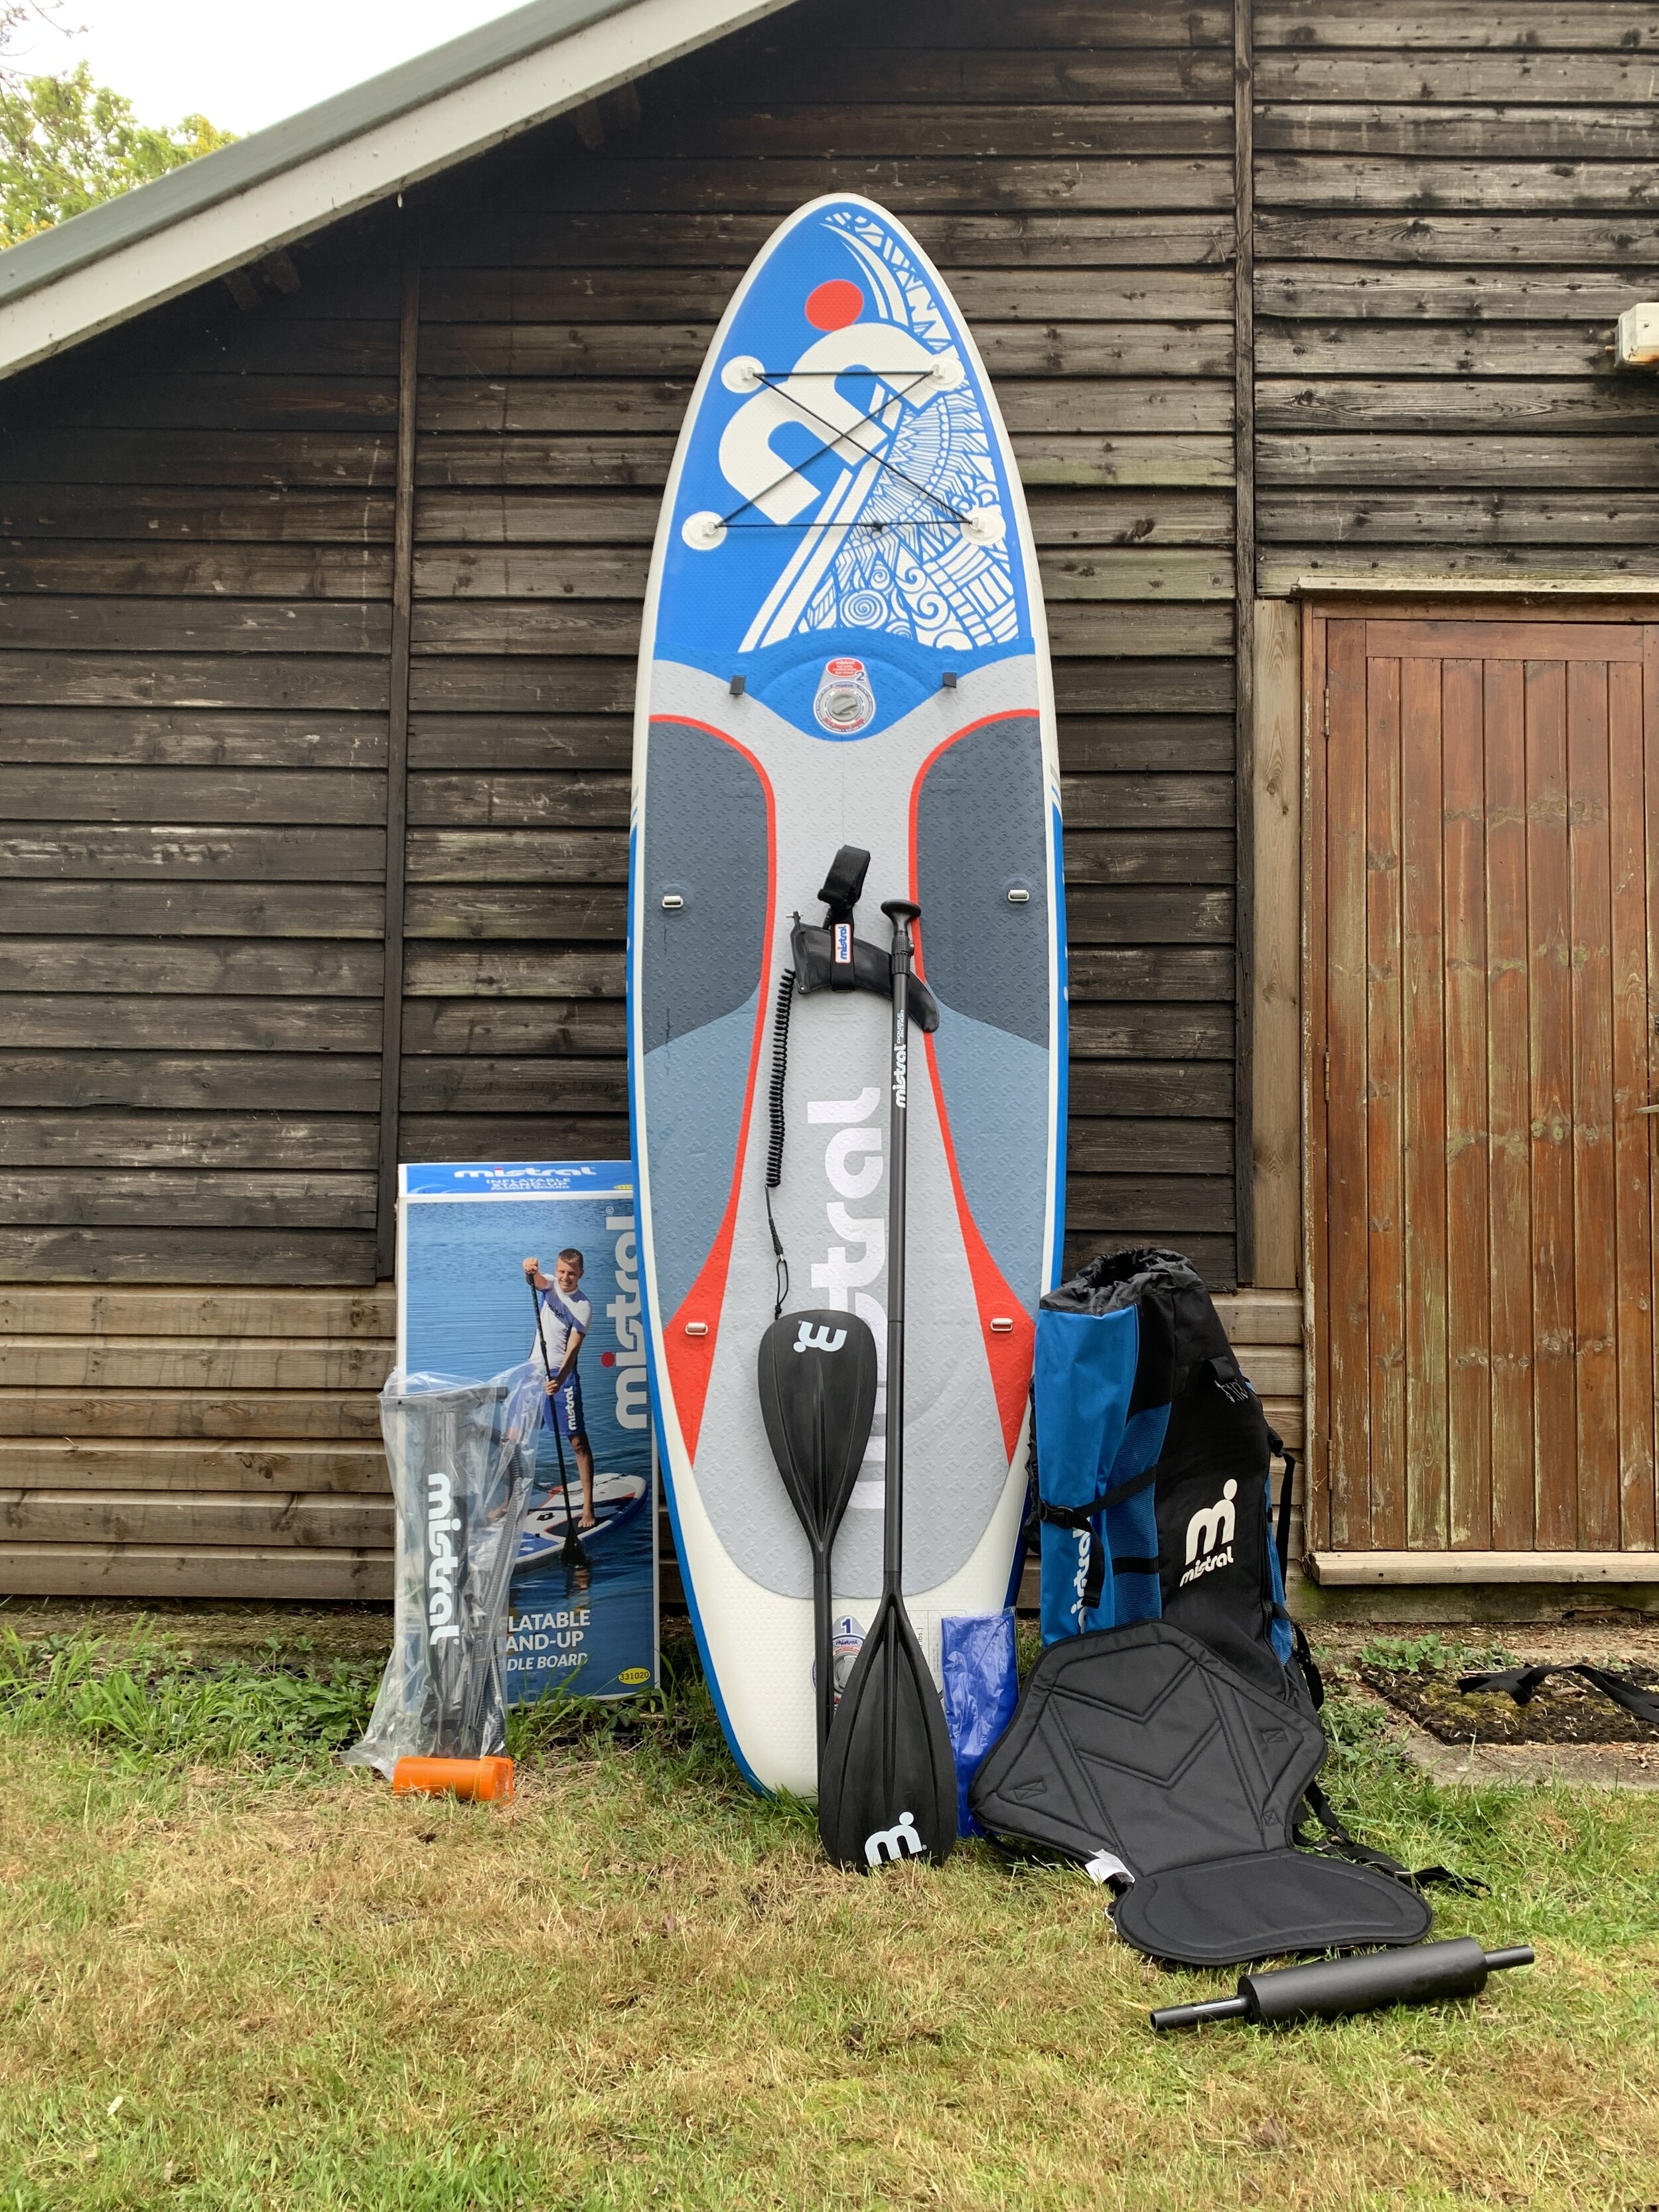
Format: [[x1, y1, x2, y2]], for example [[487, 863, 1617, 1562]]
[[0, 7, 234, 249]]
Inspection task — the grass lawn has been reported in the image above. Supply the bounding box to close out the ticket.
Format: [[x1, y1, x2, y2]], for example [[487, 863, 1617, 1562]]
[[1, 1621, 1656, 2211]]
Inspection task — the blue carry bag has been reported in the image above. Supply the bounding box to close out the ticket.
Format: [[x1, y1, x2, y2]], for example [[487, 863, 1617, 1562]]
[[1033, 1246, 1302, 1702]]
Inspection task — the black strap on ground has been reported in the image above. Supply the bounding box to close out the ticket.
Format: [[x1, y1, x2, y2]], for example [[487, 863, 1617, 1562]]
[[1458, 1662, 1659, 1728], [1298, 1779, 1485, 1898]]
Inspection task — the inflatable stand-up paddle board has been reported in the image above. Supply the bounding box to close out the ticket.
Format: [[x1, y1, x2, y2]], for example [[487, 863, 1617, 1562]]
[[630, 196, 1066, 1795], [516, 1471, 650, 1565]]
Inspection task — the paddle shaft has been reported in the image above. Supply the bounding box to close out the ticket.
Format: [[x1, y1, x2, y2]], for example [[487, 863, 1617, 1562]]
[[881, 901, 920, 1590]]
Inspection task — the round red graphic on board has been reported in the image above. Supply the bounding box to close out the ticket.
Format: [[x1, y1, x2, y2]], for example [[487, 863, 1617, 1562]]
[[805, 280, 863, 331], [601, 1351, 615, 1366]]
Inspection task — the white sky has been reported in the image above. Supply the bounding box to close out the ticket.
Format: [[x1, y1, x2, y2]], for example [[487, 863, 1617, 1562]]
[[13, 0, 528, 137]]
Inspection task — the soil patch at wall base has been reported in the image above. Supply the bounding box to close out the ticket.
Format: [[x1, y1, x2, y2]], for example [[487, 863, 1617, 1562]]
[[1361, 1661, 1659, 1747]]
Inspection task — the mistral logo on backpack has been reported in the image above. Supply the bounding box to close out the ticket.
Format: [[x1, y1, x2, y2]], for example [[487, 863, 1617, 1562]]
[[1179, 1479, 1237, 1587], [864, 1810, 926, 1868], [426, 1469, 463, 1643]]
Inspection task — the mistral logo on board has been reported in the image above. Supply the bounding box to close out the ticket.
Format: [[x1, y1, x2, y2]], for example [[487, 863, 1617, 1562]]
[[426, 1469, 463, 1644], [1179, 1479, 1238, 1588], [607, 1212, 649, 1432], [864, 1810, 926, 1868]]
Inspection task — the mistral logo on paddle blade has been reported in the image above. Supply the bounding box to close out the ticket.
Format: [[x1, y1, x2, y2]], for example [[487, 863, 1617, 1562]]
[[864, 1810, 926, 1868], [1180, 1479, 1238, 1587], [794, 1319, 848, 1355]]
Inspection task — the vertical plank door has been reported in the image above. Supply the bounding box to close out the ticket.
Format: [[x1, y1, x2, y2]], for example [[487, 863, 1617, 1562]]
[[1309, 612, 1659, 1556]]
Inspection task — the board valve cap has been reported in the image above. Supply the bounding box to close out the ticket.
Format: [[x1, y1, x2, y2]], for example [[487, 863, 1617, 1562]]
[[391, 1755, 515, 1803]]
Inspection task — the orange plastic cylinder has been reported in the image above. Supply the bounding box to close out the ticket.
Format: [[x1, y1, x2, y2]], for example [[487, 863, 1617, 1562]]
[[390, 1754, 514, 1802]]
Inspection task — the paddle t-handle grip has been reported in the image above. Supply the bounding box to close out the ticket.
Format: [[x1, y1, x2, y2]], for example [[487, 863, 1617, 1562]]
[[1149, 1939, 1535, 2031]]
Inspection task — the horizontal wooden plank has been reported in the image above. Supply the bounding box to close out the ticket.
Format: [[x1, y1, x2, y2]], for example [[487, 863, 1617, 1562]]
[[0, 546, 394, 598], [1366, 617, 1644, 659], [409, 716, 630, 773], [0, 940, 383, 995], [0, 597, 390, 654], [400, 996, 622, 1054], [500, 159, 1236, 215], [1, 766, 384, 826], [19, 374, 397, 432], [0, 1491, 394, 1548], [1064, 887, 1236, 944], [1258, 378, 1659, 432], [0, 429, 394, 488], [1255, 50, 1659, 100], [0, 484, 397, 543], [1070, 1006, 1234, 1058], [1064, 1061, 1233, 1116], [1258, 490, 1659, 544], [1061, 717, 1236, 773], [0, 883, 385, 939], [0, 992, 382, 1051], [399, 1055, 623, 1112], [421, 265, 1238, 326], [1060, 1229, 1234, 1282], [0, 825, 383, 881], [0, 1388, 383, 1440], [772, 4, 1234, 50], [403, 887, 620, 939], [1259, 546, 1659, 592], [1309, 1550, 1659, 1585], [1258, 431, 1659, 487], [1064, 830, 1234, 885], [1256, 212, 1659, 265], [421, 208, 1236, 269], [1066, 765, 1238, 827], [1257, 104, 1659, 161], [0, 1051, 381, 1112], [397, 1114, 629, 1160], [0, 708, 388, 769], [0, 1440, 389, 1493], [0, 1116, 375, 1169], [1256, 265, 1659, 321], [1256, 325, 1613, 377], [420, 377, 1234, 437], [404, 827, 622, 883], [1214, 1288, 1303, 1345], [664, 38, 1235, 101], [417, 321, 1235, 380], [0, 1544, 393, 1599], [0, 1171, 374, 1228], [1066, 1172, 1236, 1232], [0, 652, 389, 711], [1067, 946, 1235, 997], [0, 1284, 392, 1338], [405, 771, 624, 827], [1258, 156, 1659, 212], [591, 103, 1237, 160], [1064, 1116, 1233, 1174], [1254, 3, 1659, 50], [0, 1230, 377, 1286], [402, 945, 622, 997], [0, 1334, 390, 1389]]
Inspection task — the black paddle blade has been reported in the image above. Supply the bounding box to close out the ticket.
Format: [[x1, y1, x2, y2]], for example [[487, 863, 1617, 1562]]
[[756, 1309, 877, 1544], [817, 1588, 958, 1872]]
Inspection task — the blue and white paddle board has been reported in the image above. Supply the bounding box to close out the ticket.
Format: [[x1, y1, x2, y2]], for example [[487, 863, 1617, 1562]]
[[629, 196, 1066, 1795]]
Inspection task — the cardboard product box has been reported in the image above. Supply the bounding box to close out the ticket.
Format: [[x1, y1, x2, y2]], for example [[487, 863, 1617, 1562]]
[[398, 1161, 658, 1702]]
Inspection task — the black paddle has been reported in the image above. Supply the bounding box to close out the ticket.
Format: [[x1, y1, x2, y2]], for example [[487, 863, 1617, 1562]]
[[817, 899, 958, 1872], [527, 1269, 587, 1572], [757, 1306, 879, 1771]]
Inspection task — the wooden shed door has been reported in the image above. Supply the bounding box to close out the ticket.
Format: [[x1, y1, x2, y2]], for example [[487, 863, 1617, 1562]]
[[1310, 614, 1659, 1556]]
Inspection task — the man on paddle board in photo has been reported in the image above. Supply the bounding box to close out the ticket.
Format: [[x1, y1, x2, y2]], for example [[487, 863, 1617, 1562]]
[[523, 1248, 597, 1530]]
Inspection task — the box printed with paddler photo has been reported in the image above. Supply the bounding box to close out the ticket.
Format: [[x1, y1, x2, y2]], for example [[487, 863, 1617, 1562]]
[[397, 1162, 658, 1702]]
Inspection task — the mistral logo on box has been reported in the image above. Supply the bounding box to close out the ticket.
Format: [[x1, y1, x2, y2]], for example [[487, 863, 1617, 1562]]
[[1179, 1479, 1238, 1587], [426, 1468, 463, 1643], [606, 1211, 649, 1431], [864, 1810, 925, 1868]]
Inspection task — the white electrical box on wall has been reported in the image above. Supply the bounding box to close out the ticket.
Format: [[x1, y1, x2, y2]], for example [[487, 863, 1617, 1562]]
[[1615, 302, 1659, 366]]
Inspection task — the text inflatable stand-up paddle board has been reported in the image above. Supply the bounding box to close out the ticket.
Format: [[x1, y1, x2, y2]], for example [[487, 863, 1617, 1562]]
[[630, 196, 1066, 1795]]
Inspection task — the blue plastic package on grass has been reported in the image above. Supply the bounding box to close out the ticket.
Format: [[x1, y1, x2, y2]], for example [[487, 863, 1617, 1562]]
[[940, 1611, 1020, 1838]]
